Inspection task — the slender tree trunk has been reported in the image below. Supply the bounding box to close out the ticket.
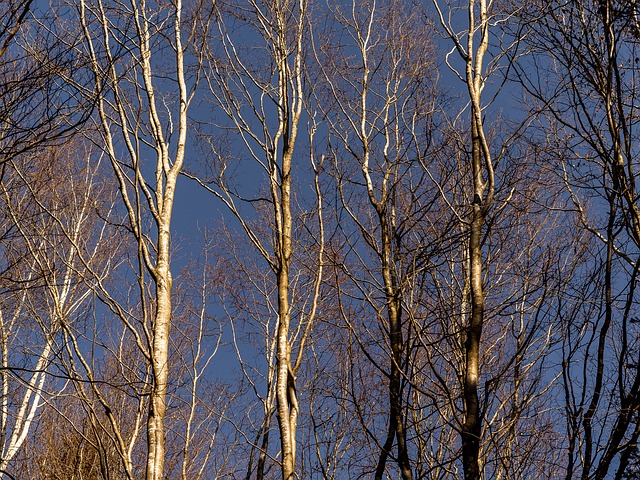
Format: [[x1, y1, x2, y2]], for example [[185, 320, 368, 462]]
[[205, 1, 306, 476], [462, 203, 485, 480], [276, 265, 296, 480], [458, 1, 493, 476], [375, 216, 412, 480], [272, 2, 303, 475], [275, 132, 296, 480], [78, 0, 188, 475], [147, 243, 173, 480]]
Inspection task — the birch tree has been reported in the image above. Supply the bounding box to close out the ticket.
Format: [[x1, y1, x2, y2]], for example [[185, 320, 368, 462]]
[[310, 1, 440, 477], [427, 0, 551, 476], [430, 0, 496, 476], [71, 0, 200, 477], [0, 139, 119, 477], [193, 1, 324, 477]]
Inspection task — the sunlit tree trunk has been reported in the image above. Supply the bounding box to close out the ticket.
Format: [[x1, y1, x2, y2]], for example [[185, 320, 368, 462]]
[[432, 0, 494, 477], [198, 1, 312, 477], [77, 0, 195, 477]]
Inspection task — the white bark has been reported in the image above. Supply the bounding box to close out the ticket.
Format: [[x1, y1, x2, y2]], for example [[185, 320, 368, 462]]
[[203, 1, 310, 477], [77, 0, 193, 477]]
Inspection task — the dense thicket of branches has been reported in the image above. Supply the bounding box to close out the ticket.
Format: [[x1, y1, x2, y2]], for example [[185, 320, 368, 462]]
[[1, 0, 640, 479]]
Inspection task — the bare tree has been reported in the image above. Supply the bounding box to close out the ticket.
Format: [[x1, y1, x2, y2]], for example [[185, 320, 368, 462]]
[[193, 0, 324, 478], [0, 0, 91, 164], [0, 138, 120, 478], [67, 0, 203, 477], [517, 0, 640, 477], [309, 1, 440, 477], [428, 0, 498, 475], [428, 0, 561, 477]]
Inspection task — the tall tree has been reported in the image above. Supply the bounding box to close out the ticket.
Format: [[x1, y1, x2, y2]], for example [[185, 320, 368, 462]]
[[0, 139, 118, 478], [310, 1, 440, 477], [519, 0, 640, 477], [71, 0, 202, 477], [195, 0, 322, 478], [431, 0, 496, 476]]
